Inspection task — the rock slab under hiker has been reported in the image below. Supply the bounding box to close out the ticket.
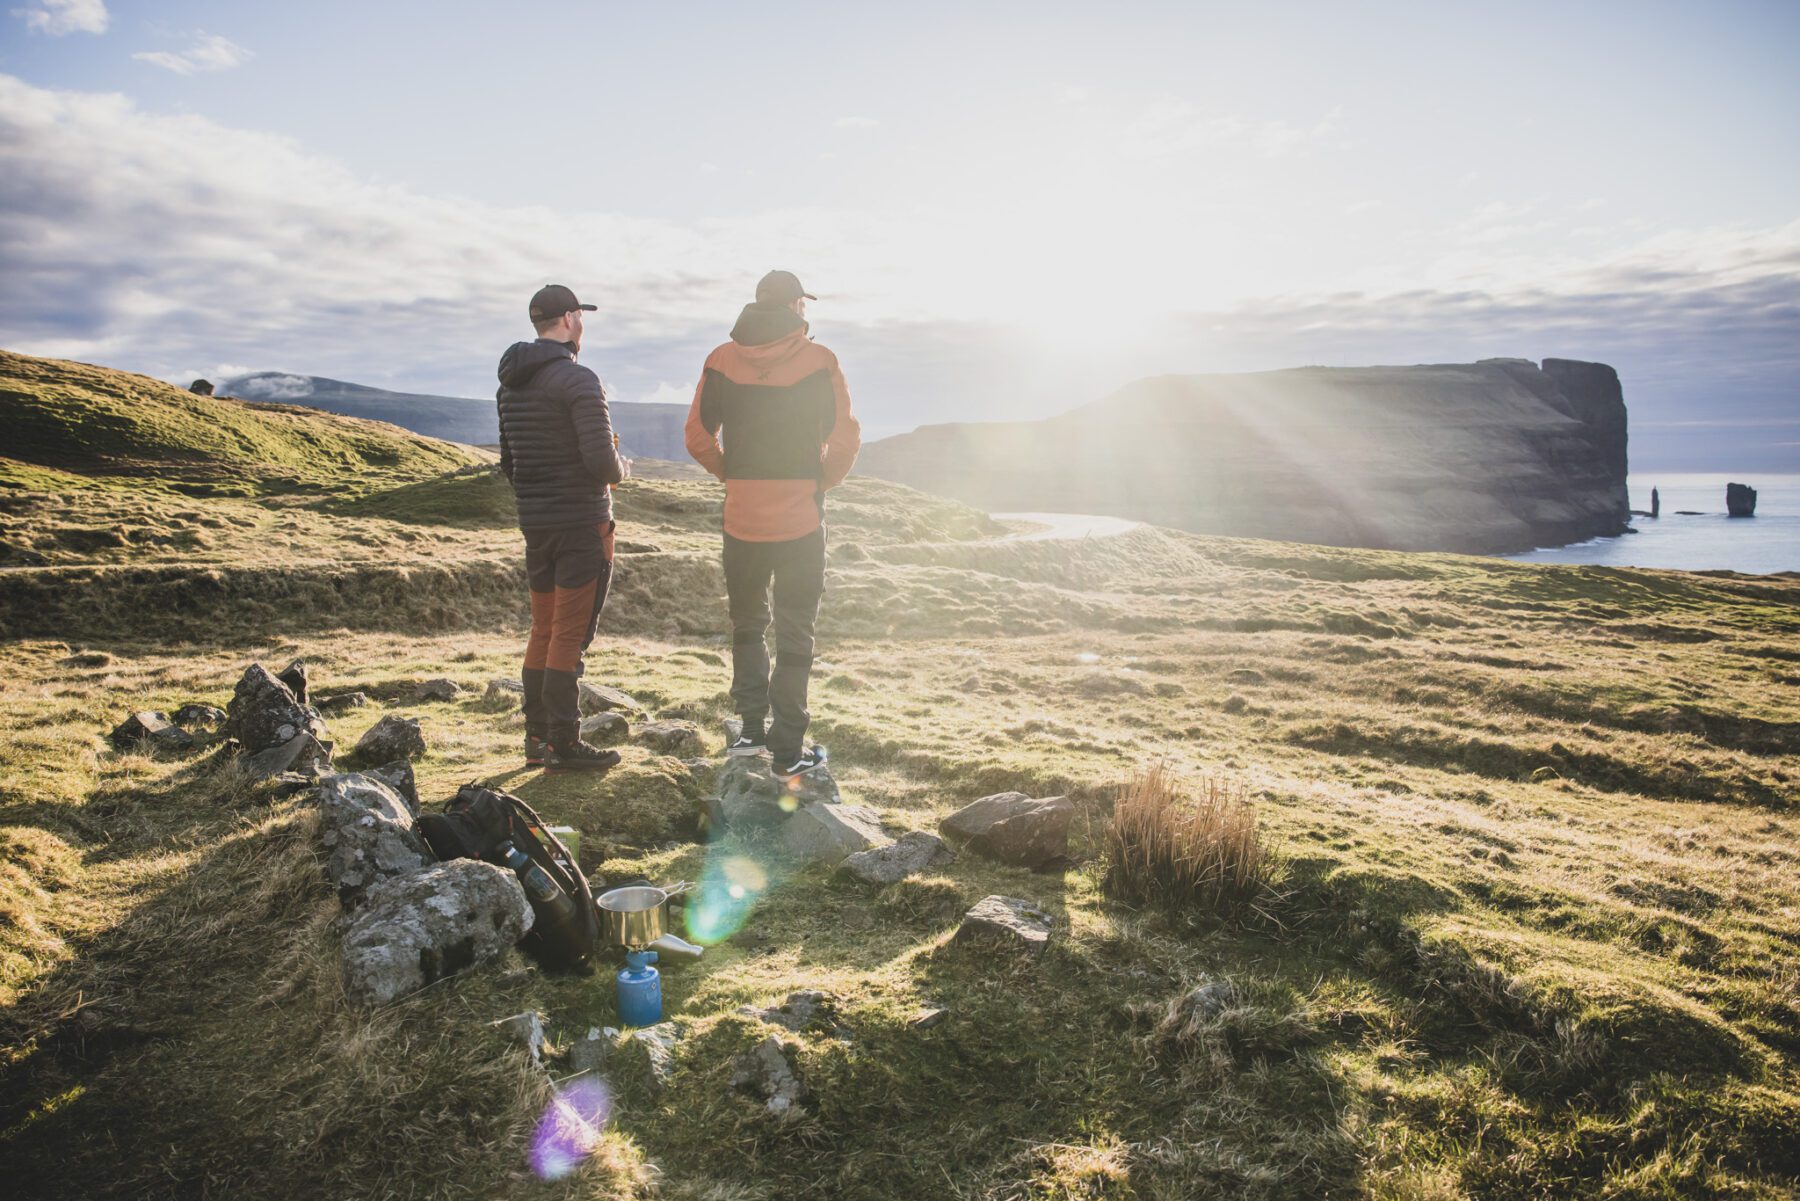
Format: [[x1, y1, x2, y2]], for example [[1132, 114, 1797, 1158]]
[[955, 894, 1053, 957], [340, 860, 532, 1007], [355, 713, 427, 763], [314, 771, 433, 906], [839, 830, 956, 886], [579, 682, 641, 716], [704, 755, 841, 835], [634, 720, 704, 757], [939, 792, 1073, 870], [782, 802, 885, 864], [223, 663, 330, 755], [730, 1035, 807, 1119]]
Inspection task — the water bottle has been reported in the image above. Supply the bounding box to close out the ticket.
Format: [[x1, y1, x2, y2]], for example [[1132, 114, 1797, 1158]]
[[499, 840, 590, 972], [616, 950, 662, 1027]]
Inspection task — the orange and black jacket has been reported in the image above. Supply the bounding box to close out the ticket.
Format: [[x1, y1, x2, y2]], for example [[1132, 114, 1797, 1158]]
[[685, 303, 861, 542]]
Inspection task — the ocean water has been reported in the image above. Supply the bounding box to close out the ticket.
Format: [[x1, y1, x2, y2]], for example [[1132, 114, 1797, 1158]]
[[1506, 474, 1800, 574]]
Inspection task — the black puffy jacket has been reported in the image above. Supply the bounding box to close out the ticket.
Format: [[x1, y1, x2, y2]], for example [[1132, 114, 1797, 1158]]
[[496, 339, 623, 530]]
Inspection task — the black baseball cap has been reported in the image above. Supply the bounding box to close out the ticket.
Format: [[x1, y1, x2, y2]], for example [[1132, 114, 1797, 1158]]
[[755, 270, 816, 305], [529, 284, 597, 322]]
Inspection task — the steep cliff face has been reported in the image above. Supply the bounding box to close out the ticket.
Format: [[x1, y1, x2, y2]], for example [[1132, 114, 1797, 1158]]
[[856, 358, 1631, 554]]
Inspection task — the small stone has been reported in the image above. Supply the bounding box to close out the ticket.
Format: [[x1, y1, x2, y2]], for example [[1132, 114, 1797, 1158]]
[[634, 720, 704, 757], [415, 678, 461, 702], [736, 990, 836, 1033], [580, 711, 629, 744], [484, 678, 524, 703], [730, 1035, 807, 1119], [954, 895, 1053, 957], [276, 659, 310, 706], [239, 733, 332, 781], [492, 1011, 547, 1066], [839, 831, 956, 887], [616, 1022, 680, 1092], [268, 772, 316, 797], [579, 683, 641, 716], [567, 1026, 608, 1075], [109, 711, 195, 753], [355, 713, 426, 763], [171, 703, 227, 729], [939, 793, 1073, 870], [315, 692, 369, 714], [910, 1006, 950, 1031], [782, 802, 886, 865]]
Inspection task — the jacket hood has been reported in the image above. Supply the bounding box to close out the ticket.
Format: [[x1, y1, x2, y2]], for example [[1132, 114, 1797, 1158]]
[[729, 302, 808, 349], [498, 338, 575, 387]]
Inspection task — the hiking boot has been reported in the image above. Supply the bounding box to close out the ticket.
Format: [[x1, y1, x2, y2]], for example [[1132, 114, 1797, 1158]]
[[543, 738, 621, 773], [524, 733, 548, 768], [726, 730, 768, 757], [772, 745, 829, 780]]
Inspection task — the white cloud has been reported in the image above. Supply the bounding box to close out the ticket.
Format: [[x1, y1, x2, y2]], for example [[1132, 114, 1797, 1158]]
[[133, 34, 253, 76], [232, 373, 313, 400], [833, 116, 878, 129], [11, 0, 105, 35]]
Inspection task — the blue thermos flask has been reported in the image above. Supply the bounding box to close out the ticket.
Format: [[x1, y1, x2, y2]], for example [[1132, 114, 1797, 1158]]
[[616, 950, 662, 1027]]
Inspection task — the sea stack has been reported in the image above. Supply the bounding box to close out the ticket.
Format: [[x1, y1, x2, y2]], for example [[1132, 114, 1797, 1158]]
[[1650, 487, 1660, 518], [1727, 482, 1757, 517]]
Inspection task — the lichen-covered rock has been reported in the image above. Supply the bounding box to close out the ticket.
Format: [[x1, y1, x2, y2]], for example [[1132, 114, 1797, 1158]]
[[954, 895, 1053, 957], [839, 831, 956, 886], [223, 663, 329, 752], [315, 772, 433, 905], [484, 678, 524, 705], [354, 713, 426, 763], [340, 860, 531, 1007], [939, 792, 1073, 870], [316, 691, 369, 715], [276, 659, 311, 705], [365, 759, 419, 818], [782, 802, 885, 865], [703, 756, 840, 836], [736, 990, 840, 1034], [634, 720, 704, 757], [613, 1022, 679, 1092], [171, 703, 227, 729], [579, 682, 642, 715]]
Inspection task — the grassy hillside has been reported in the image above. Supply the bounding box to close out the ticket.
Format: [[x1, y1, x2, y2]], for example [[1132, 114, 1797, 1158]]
[[1, 350, 478, 497], [1, 360, 1798, 1198]]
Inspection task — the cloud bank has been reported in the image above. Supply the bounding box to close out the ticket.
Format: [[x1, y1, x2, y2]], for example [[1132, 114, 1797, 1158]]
[[0, 73, 1794, 469], [10, 0, 105, 36]]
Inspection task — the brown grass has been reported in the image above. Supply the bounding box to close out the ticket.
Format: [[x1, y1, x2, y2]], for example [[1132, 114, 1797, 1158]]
[[1101, 763, 1274, 918]]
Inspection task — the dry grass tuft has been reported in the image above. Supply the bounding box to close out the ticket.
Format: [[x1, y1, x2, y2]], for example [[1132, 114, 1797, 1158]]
[[1102, 763, 1274, 918]]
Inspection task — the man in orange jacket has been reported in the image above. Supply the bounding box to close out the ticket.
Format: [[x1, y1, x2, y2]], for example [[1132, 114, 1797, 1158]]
[[685, 270, 861, 778]]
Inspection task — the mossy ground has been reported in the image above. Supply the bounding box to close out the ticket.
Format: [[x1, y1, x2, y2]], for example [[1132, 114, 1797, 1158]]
[[2, 353, 1798, 1198]]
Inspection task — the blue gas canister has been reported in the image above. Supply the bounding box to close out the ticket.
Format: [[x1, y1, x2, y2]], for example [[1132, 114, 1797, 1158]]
[[616, 950, 662, 1027]]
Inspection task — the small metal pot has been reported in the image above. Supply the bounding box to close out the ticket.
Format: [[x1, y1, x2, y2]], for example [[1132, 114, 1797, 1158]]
[[596, 881, 691, 948]]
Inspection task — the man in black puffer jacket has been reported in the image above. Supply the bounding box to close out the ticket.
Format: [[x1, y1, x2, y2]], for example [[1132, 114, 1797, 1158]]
[[497, 284, 628, 771]]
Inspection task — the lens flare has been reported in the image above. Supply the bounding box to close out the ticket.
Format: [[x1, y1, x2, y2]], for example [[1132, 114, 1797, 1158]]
[[685, 854, 769, 943], [529, 1077, 611, 1181]]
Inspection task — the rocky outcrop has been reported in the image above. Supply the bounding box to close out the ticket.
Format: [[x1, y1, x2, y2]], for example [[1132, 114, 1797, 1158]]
[[858, 358, 1633, 554], [1728, 482, 1758, 517], [224, 664, 330, 754], [839, 831, 957, 886], [314, 772, 433, 905], [340, 860, 531, 1007], [940, 793, 1073, 870]]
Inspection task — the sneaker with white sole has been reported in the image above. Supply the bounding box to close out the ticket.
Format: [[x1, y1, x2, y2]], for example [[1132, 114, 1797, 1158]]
[[773, 745, 829, 780], [726, 733, 768, 757]]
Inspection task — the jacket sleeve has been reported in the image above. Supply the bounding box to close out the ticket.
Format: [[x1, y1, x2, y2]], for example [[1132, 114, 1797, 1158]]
[[685, 367, 726, 482], [820, 360, 861, 489], [563, 365, 623, 487], [494, 389, 514, 482]]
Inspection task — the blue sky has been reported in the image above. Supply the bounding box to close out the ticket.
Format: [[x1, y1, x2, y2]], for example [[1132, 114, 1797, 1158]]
[[2, 0, 1797, 468]]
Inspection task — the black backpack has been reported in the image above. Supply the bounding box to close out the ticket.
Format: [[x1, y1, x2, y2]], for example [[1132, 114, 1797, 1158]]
[[418, 783, 603, 973]]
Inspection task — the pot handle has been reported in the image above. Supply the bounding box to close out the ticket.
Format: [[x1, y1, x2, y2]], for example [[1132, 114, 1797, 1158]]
[[662, 880, 694, 898]]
